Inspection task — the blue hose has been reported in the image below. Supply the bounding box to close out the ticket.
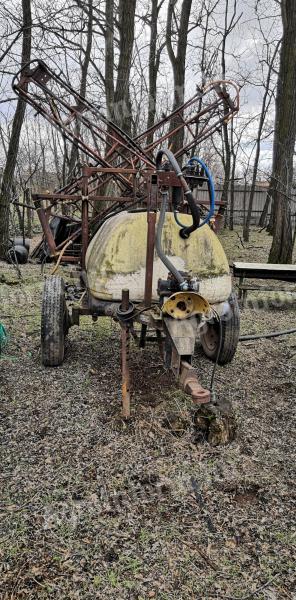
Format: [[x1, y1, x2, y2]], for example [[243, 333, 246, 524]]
[[174, 156, 215, 229]]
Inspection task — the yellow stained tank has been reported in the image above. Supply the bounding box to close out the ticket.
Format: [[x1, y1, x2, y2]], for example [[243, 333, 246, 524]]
[[86, 211, 231, 303]]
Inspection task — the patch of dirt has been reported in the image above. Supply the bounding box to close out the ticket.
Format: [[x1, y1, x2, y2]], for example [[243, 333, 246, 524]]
[[0, 227, 295, 599]]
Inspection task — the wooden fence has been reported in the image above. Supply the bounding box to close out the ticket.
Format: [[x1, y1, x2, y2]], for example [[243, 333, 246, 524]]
[[195, 185, 296, 231]]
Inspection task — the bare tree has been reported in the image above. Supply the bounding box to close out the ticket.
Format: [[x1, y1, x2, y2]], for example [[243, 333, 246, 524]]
[[190, 0, 220, 158], [113, 0, 137, 134], [68, 0, 93, 176], [219, 0, 241, 217], [105, 0, 115, 121], [146, 0, 165, 146], [0, 0, 32, 258], [268, 0, 296, 263], [166, 0, 193, 152], [243, 38, 281, 241]]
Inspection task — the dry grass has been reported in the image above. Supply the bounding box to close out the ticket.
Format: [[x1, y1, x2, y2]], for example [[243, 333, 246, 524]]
[[0, 226, 295, 599]]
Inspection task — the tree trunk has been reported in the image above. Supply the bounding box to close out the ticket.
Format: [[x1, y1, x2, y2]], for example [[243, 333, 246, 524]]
[[259, 191, 271, 227], [219, 100, 231, 217], [113, 0, 137, 135], [229, 120, 235, 230], [105, 0, 115, 121], [166, 0, 192, 153], [25, 188, 33, 238], [0, 0, 32, 258], [268, 0, 296, 263], [218, 0, 240, 218], [266, 196, 275, 233], [146, 0, 163, 146], [219, 2, 231, 217], [244, 41, 280, 242], [229, 158, 236, 230], [68, 0, 93, 177], [242, 176, 247, 228]]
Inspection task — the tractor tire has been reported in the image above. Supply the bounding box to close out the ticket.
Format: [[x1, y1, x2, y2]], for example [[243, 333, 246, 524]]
[[200, 292, 240, 365], [41, 276, 69, 366], [12, 237, 31, 252], [7, 245, 29, 264]]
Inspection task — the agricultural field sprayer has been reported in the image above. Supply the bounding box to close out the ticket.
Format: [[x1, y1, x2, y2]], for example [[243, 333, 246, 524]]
[[13, 60, 240, 432]]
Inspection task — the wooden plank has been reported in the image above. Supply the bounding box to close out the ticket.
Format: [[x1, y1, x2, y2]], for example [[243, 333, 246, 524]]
[[233, 262, 296, 283], [233, 262, 296, 271], [239, 284, 296, 292]]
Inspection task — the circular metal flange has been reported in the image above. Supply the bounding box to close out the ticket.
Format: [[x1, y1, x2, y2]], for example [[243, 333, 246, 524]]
[[162, 291, 211, 320]]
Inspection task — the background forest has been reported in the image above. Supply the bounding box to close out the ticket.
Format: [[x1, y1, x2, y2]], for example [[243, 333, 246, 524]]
[[0, 0, 295, 261]]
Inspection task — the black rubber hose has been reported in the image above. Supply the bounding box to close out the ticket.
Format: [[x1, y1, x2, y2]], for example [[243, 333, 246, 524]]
[[209, 314, 223, 403], [156, 148, 200, 238], [178, 195, 200, 239], [155, 191, 186, 287], [156, 147, 183, 174], [239, 327, 296, 341]]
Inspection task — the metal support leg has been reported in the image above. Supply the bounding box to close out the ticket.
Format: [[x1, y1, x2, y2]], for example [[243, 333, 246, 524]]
[[238, 276, 243, 299], [81, 198, 89, 270], [139, 324, 147, 348], [121, 289, 131, 418], [138, 210, 156, 350], [156, 329, 164, 359]]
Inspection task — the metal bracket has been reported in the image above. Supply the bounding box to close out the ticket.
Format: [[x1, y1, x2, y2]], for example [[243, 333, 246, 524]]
[[163, 316, 198, 357], [180, 361, 210, 404]]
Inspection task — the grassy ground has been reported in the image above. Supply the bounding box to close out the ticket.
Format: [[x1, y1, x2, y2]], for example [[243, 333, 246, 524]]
[[0, 227, 295, 599]]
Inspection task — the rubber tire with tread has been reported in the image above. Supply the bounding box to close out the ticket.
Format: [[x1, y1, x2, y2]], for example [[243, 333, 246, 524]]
[[200, 292, 240, 365], [41, 276, 69, 366]]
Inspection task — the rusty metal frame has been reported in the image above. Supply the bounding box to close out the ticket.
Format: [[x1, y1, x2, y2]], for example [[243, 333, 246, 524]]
[[13, 60, 239, 200], [13, 61, 239, 257], [32, 166, 184, 265]]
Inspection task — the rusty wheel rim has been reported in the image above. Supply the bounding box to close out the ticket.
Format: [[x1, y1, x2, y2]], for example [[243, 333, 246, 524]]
[[202, 323, 220, 353]]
